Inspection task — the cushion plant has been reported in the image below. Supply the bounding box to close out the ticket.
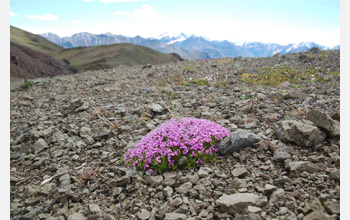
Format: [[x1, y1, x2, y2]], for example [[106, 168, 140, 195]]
[[121, 117, 229, 174]]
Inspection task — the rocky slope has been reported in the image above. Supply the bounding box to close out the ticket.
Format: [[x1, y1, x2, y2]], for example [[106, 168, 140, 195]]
[[10, 49, 340, 220], [10, 42, 78, 79]]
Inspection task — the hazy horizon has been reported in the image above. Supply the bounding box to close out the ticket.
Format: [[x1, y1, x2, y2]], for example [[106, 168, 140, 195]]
[[10, 0, 340, 47]]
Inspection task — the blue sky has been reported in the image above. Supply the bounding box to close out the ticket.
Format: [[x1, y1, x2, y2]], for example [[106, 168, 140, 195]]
[[10, 0, 340, 46]]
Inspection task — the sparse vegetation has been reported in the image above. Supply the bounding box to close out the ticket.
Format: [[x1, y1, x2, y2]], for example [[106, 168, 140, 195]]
[[182, 65, 197, 74], [20, 80, 36, 89], [240, 66, 334, 86]]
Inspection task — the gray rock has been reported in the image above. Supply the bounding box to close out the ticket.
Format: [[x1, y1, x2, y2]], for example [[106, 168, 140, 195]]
[[176, 182, 193, 194], [51, 149, 66, 158], [276, 120, 326, 147], [75, 101, 89, 112], [247, 206, 262, 213], [138, 209, 151, 220], [329, 168, 340, 181], [68, 212, 85, 220], [231, 166, 249, 178], [273, 146, 291, 162], [288, 161, 323, 177], [219, 129, 260, 154], [163, 186, 173, 197], [307, 110, 340, 138], [112, 176, 130, 187], [324, 200, 340, 214], [149, 103, 164, 113], [269, 188, 285, 205], [163, 171, 177, 179], [34, 138, 49, 154], [70, 98, 83, 110], [216, 193, 268, 214], [164, 213, 187, 220], [146, 175, 163, 187], [303, 210, 332, 220], [169, 197, 183, 208], [89, 203, 101, 212], [198, 167, 210, 178], [263, 184, 277, 195], [163, 178, 176, 186], [59, 173, 71, 187], [93, 127, 111, 141]]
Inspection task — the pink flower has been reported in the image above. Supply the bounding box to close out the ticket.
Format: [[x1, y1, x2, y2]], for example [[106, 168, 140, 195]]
[[122, 117, 229, 172]]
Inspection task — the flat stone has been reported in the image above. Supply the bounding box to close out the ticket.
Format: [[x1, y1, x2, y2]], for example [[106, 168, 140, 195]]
[[163, 171, 177, 179], [51, 149, 65, 158], [138, 209, 151, 220], [113, 176, 130, 187], [288, 161, 323, 177], [218, 129, 260, 154], [146, 175, 163, 187], [163, 178, 176, 186], [307, 110, 340, 138], [169, 197, 182, 208], [303, 210, 332, 220], [216, 193, 268, 214], [324, 200, 340, 214], [232, 166, 248, 178], [163, 186, 173, 197], [89, 204, 101, 212], [276, 120, 326, 147], [149, 103, 164, 113], [273, 146, 292, 162], [59, 173, 71, 187], [34, 138, 49, 154], [247, 206, 262, 213], [263, 184, 277, 195], [198, 167, 210, 178], [176, 182, 193, 194], [329, 169, 340, 181], [68, 213, 85, 220], [164, 213, 187, 220]]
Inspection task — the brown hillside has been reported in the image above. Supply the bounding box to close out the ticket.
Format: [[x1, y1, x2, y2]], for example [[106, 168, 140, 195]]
[[10, 42, 78, 79]]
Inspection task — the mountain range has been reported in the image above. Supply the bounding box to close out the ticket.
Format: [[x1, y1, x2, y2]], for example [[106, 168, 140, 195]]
[[10, 26, 182, 79], [40, 32, 340, 60]]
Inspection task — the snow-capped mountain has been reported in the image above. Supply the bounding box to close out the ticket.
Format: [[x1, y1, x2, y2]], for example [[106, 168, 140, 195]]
[[155, 32, 188, 44], [40, 31, 340, 60]]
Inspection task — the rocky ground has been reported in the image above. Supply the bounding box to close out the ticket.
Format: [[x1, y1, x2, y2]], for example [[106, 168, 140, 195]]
[[10, 49, 340, 220]]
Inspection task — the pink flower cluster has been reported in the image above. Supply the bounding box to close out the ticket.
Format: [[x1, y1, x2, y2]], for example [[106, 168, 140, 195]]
[[123, 117, 229, 173]]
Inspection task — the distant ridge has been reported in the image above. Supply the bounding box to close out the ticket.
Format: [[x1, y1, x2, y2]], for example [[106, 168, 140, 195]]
[[10, 26, 183, 78], [40, 31, 340, 60]]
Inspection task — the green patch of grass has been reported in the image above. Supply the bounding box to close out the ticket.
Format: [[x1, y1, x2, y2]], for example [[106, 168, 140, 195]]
[[182, 81, 190, 86], [330, 71, 340, 76], [320, 51, 329, 57], [191, 79, 209, 86], [183, 65, 197, 74], [20, 80, 36, 89], [239, 94, 251, 100], [240, 66, 337, 86]]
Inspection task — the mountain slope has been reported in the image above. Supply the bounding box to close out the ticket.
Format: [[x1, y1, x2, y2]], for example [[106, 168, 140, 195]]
[[41, 31, 339, 60], [10, 42, 78, 79], [40, 32, 205, 60], [11, 26, 63, 55], [11, 26, 183, 78], [54, 43, 183, 71]]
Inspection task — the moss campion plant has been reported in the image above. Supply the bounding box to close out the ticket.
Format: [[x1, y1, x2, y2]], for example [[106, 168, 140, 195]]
[[122, 117, 229, 174]]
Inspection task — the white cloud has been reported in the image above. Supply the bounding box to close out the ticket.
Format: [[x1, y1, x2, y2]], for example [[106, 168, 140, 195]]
[[72, 20, 81, 24], [114, 4, 164, 19], [10, 12, 18, 17], [26, 13, 58, 21], [114, 11, 131, 16], [101, 0, 139, 3]]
